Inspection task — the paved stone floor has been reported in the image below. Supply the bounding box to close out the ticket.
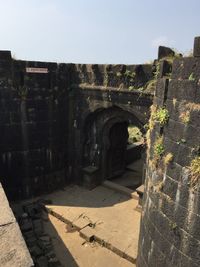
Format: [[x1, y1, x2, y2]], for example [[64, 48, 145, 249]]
[[44, 212, 136, 267], [44, 184, 141, 266]]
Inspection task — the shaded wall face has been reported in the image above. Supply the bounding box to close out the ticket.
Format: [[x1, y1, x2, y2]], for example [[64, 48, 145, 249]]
[[137, 54, 200, 266], [0, 53, 70, 199], [106, 122, 128, 178]]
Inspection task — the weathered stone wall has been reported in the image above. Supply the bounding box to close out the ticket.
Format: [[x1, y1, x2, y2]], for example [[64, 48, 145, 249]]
[[0, 52, 70, 199], [0, 182, 33, 266], [137, 38, 200, 267], [0, 52, 153, 200]]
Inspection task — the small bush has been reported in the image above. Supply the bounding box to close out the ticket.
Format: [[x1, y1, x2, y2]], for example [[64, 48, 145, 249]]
[[154, 136, 164, 157], [154, 107, 169, 125]]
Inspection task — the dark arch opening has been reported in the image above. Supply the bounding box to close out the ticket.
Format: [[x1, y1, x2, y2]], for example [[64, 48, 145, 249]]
[[82, 106, 146, 189], [105, 121, 128, 179]]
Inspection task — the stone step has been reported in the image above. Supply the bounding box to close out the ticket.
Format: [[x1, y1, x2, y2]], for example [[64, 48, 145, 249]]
[[102, 180, 139, 200], [135, 184, 144, 208]]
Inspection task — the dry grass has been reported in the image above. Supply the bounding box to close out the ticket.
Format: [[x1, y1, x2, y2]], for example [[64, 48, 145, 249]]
[[179, 110, 190, 124], [164, 153, 173, 165], [189, 156, 200, 187], [185, 102, 200, 111], [172, 98, 177, 107]]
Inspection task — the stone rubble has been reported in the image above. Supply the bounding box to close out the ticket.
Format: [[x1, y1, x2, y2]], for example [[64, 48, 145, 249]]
[[17, 199, 62, 267]]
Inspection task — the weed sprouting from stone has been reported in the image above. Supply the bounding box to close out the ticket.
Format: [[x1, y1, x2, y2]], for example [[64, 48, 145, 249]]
[[154, 136, 164, 158], [189, 73, 195, 81], [153, 107, 169, 125]]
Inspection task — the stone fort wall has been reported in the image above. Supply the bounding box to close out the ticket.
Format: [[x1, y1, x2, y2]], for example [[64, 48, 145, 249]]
[[137, 37, 200, 267], [0, 52, 153, 200]]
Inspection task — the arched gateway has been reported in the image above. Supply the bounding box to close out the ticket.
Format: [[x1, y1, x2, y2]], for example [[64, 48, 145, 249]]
[[82, 106, 145, 188]]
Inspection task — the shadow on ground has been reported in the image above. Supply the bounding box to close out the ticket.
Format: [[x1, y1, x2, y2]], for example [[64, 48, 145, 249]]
[[44, 184, 132, 208]]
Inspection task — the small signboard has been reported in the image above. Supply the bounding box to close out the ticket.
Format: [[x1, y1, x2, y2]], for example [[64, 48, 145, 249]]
[[26, 67, 48, 73]]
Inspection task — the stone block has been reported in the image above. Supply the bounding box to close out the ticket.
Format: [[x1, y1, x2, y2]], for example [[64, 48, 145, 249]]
[[79, 226, 95, 242], [72, 217, 90, 230], [0, 185, 16, 226], [166, 162, 182, 181], [184, 124, 200, 147], [167, 80, 197, 101], [159, 61, 172, 78], [36, 256, 48, 267], [155, 78, 169, 100], [29, 245, 43, 257], [176, 144, 194, 166], [48, 258, 61, 267], [26, 236, 37, 247], [162, 175, 178, 202], [0, 51, 12, 61], [193, 36, 200, 57], [20, 221, 33, 233], [172, 57, 200, 80], [164, 119, 185, 143], [158, 46, 175, 60], [163, 137, 181, 164]]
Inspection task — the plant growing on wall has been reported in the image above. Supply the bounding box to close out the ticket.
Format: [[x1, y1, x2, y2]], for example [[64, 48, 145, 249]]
[[128, 86, 134, 91], [189, 73, 195, 81], [116, 72, 122, 77], [154, 137, 165, 157], [150, 136, 165, 168], [189, 156, 200, 187], [124, 70, 136, 78], [153, 107, 169, 125]]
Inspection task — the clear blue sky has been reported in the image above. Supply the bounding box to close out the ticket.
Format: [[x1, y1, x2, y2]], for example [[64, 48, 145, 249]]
[[0, 0, 199, 64]]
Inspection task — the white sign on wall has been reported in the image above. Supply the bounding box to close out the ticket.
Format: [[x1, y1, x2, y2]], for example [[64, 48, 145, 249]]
[[26, 67, 48, 73]]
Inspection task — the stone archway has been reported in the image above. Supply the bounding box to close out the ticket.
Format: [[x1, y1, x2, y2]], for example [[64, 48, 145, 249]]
[[82, 106, 145, 188]]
